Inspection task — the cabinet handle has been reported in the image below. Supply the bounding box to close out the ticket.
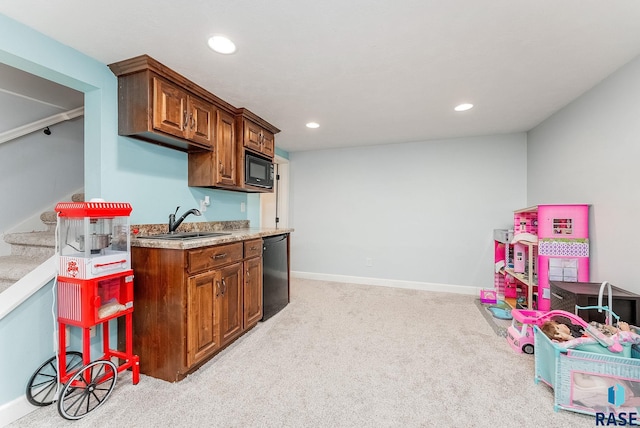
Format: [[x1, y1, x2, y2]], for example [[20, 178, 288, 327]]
[[183, 110, 188, 130], [246, 269, 250, 278], [189, 113, 195, 130], [216, 281, 221, 297], [551, 292, 564, 300], [250, 246, 258, 251], [222, 279, 227, 294], [218, 160, 224, 174], [213, 253, 227, 260]]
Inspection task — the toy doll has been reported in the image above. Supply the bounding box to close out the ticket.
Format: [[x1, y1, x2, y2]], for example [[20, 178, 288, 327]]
[[540, 320, 578, 342], [541, 319, 632, 342]]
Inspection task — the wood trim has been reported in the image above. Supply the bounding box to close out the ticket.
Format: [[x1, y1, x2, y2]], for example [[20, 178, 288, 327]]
[[236, 107, 281, 134], [109, 54, 236, 114]]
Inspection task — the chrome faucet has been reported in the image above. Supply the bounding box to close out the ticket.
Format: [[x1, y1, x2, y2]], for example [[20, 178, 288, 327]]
[[168, 206, 202, 233]]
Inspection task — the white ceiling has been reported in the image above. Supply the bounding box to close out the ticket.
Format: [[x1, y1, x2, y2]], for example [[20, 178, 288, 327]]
[[2, 0, 640, 153]]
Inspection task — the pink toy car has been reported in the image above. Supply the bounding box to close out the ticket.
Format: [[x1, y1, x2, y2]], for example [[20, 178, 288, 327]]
[[506, 309, 546, 354]]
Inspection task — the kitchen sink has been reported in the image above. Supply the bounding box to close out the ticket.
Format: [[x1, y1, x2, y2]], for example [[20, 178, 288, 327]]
[[137, 231, 232, 240]]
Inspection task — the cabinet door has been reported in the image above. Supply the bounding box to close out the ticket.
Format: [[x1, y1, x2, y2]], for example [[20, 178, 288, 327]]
[[187, 270, 220, 367], [219, 262, 243, 345], [152, 77, 187, 138], [243, 119, 262, 153], [244, 256, 263, 328], [261, 130, 275, 158], [187, 96, 213, 148], [215, 110, 237, 186]]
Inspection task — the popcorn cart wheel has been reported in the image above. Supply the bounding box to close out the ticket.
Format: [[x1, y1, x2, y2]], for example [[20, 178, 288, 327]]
[[57, 360, 118, 420], [26, 353, 118, 420], [26, 351, 83, 406]]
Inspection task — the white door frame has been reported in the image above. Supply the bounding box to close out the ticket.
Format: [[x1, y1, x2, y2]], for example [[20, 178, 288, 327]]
[[260, 155, 289, 229]]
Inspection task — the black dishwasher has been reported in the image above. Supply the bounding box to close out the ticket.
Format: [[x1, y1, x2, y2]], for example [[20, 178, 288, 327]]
[[262, 234, 289, 321]]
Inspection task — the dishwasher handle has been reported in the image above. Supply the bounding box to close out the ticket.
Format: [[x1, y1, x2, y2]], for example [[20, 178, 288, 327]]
[[263, 234, 288, 248]]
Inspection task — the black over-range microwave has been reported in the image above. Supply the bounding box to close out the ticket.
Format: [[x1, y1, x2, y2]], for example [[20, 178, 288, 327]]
[[245, 153, 274, 189]]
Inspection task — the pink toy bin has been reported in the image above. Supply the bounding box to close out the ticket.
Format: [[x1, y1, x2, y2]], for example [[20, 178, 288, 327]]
[[480, 289, 497, 304]]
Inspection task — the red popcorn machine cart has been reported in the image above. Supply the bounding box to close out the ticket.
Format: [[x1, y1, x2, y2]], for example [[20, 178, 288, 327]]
[[26, 200, 139, 420]]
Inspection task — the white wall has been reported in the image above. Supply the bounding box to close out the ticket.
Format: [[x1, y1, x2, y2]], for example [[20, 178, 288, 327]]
[[289, 133, 527, 290], [528, 55, 640, 292], [0, 117, 83, 233]]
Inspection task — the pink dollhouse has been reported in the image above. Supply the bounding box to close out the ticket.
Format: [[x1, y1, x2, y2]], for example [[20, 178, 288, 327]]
[[493, 204, 589, 310], [535, 204, 590, 310]]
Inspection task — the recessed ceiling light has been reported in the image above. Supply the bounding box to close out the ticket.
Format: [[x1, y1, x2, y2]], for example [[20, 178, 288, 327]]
[[306, 122, 320, 129], [207, 36, 236, 54], [454, 103, 474, 112]]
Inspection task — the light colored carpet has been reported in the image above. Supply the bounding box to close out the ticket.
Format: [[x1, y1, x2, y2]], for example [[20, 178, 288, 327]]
[[10, 278, 591, 427]]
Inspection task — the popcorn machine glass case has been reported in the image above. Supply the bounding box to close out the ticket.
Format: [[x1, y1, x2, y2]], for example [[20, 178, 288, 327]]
[[56, 201, 132, 279]]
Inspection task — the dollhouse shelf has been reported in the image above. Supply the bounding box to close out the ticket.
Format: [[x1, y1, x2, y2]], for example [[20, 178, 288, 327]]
[[504, 268, 537, 288]]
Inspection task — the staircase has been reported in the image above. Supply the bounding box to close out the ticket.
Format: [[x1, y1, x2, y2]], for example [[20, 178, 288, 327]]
[[0, 193, 84, 294]]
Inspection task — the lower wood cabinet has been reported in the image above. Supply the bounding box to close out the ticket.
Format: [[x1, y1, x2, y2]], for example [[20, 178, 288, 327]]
[[187, 270, 219, 367], [218, 262, 243, 346], [244, 255, 263, 327], [132, 239, 262, 382]]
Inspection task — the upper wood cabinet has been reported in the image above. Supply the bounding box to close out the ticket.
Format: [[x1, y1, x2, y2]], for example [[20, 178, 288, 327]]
[[216, 110, 237, 187], [188, 108, 238, 189], [109, 55, 281, 192], [152, 77, 213, 148], [237, 108, 279, 160], [108, 55, 235, 153]]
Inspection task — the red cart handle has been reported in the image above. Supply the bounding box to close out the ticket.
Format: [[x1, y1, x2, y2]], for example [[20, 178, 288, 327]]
[[95, 259, 127, 268]]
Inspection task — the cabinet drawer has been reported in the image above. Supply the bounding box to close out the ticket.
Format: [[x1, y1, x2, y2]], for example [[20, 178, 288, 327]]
[[187, 243, 243, 274], [244, 239, 262, 259]]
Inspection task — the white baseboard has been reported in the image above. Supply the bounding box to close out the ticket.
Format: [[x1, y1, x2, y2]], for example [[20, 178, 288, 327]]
[[0, 395, 35, 428], [291, 271, 481, 296]]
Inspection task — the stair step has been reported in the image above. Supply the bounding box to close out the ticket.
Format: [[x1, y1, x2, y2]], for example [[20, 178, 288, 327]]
[[0, 193, 84, 294], [40, 211, 57, 225], [0, 255, 44, 285], [4, 231, 56, 259], [40, 211, 57, 232], [4, 231, 55, 247]]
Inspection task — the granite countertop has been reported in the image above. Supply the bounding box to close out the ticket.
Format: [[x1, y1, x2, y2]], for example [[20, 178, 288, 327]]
[[130, 220, 292, 250]]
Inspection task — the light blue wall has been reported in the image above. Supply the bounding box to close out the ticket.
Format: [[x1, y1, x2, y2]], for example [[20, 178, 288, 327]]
[[0, 283, 56, 404], [0, 13, 279, 407], [289, 134, 527, 288], [110, 139, 253, 224], [275, 147, 290, 160]]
